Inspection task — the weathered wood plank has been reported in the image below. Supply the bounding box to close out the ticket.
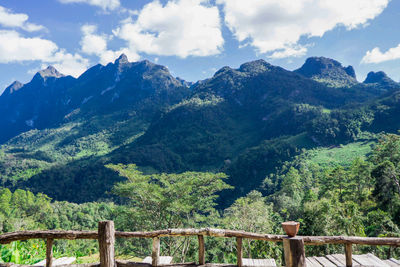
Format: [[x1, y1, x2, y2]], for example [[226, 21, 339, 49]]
[[326, 254, 345, 267], [305, 257, 322, 267], [384, 260, 400, 267], [390, 258, 400, 265], [331, 254, 349, 267], [242, 259, 275, 267], [313, 256, 336, 267], [352, 254, 374, 266], [366, 253, 391, 267]]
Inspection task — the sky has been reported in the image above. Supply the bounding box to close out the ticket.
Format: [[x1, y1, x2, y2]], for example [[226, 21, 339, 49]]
[[1, 0, 400, 94]]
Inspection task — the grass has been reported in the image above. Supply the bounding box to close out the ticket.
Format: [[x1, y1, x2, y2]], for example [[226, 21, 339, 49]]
[[303, 140, 376, 168]]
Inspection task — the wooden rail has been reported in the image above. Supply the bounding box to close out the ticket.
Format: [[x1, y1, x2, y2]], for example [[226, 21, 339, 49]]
[[1, 221, 400, 267]]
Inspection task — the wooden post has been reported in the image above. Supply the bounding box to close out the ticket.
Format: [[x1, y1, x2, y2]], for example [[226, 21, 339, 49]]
[[152, 237, 160, 267], [345, 243, 352, 267], [198, 235, 205, 265], [98, 221, 115, 267], [283, 237, 306, 267], [46, 238, 53, 267], [236, 237, 243, 267]]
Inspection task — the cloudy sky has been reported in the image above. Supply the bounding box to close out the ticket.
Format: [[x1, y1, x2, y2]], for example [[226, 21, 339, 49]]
[[1, 0, 400, 93]]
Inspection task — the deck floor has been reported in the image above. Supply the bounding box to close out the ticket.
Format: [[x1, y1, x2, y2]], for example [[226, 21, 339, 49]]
[[306, 253, 400, 267], [1, 253, 399, 267]]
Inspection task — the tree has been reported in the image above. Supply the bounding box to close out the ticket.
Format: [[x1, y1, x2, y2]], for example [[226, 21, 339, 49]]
[[107, 164, 232, 261], [222, 191, 282, 261]]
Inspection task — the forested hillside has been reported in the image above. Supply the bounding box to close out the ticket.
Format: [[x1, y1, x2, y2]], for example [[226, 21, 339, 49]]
[[1, 56, 399, 205], [2, 55, 400, 264]]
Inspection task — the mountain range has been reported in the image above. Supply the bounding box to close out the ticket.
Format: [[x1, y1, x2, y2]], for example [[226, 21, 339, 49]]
[[1, 55, 399, 205]]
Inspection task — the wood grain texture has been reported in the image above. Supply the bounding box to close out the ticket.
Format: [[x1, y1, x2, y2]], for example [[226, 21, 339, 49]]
[[283, 237, 305, 267], [345, 243, 352, 267], [236, 237, 242, 267], [98, 221, 115, 267], [198, 236, 205, 265], [151, 237, 160, 267], [46, 239, 54, 267]]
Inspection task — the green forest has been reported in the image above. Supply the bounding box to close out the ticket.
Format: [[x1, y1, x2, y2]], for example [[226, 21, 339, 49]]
[[2, 133, 400, 265], [2, 56, 400, 265]]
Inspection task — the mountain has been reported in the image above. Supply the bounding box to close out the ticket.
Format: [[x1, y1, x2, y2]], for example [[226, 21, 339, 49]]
[[363, 71, 400, 89], [0, 54, 189, 143], [1, 56, 399, 205], [2, 81, 23, 96], [294, 56, 358, 87], [0, 67, 76, 143]]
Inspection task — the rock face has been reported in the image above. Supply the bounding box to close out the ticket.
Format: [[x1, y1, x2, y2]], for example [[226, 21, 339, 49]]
[[3, 81, 23, 96], [364, 71, 399, 88], [0, 54, 189, 143], [294, 57, 358, 87]]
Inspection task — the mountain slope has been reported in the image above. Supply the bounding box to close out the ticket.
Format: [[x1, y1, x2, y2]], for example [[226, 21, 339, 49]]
[[1, 56, 399, 205]]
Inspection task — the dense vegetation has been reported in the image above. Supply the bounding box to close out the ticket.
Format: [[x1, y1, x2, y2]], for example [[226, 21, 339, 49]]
[[3, 134, 400, 265], [2, 56, 400, 264]]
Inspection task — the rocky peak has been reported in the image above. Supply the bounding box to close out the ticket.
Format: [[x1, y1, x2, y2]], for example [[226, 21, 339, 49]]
[[295, 57, 357, 87], [2, 81, 23, 96], [38, 66, 64, 79], [363, 71, 399, 88], [114, 54, 129, 65]]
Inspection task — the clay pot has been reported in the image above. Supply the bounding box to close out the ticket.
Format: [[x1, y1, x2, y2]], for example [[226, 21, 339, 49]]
[[282, 221, 300, 237]]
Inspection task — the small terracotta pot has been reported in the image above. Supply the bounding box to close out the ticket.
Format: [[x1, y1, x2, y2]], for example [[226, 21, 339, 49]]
[[282, 221, 300, 237]]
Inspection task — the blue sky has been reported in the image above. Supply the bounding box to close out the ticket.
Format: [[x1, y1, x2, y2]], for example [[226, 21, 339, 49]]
[[1, 0, 400, 94]]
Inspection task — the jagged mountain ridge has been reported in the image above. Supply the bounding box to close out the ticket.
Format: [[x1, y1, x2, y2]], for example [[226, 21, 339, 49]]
[[0, 54, 189, 143], [1, 55, 400, 204]]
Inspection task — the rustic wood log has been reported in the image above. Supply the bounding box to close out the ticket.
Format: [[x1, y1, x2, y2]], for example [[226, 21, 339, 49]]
[[236, 237, 243, 267], [152, 237, 160, 267], [2, 227, 400, 247], [198, 235, 205, 265], [0, 231, 98, 244], [46, 239, 54, 267], [115, 229, 285, 242], [283, 237, 306, 267], [301, 236, 400, 246], [345, 243, 352, 267], [98, 221, 115, 267]]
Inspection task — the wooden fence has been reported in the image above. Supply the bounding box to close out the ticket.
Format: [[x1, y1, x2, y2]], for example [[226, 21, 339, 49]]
[[1, 221, 400, 267]]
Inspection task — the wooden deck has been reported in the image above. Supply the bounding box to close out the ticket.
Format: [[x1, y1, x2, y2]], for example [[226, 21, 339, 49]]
[[306, 253, 400, 267], [1, 254, 400, 267]]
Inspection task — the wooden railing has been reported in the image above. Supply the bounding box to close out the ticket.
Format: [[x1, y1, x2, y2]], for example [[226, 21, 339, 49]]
[[1, 221, 400, 267]]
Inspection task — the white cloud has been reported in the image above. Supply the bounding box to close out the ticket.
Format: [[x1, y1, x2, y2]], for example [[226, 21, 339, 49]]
[[0, 30, 57, 62], [269, 46, 308, 59], [46, 51, 89, 77], [58, 0, 120, 11], [361, 44, 400, 64], [217, 0, 389, 58], [0, 30, 89, 77], [113, 0, 224, 58], [0, 5, 45, 32], [80, 24, 139, 64], [80, 25, 108, 56]]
